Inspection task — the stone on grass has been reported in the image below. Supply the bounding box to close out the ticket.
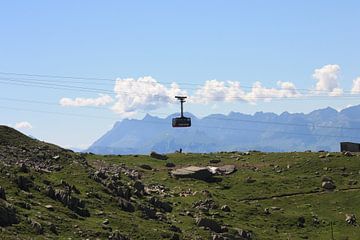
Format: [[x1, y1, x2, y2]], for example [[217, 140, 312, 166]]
[[346, 214, 356, 225], [172, 166, 213, 181], [196, 217, 222, 233], [150, 151, 168, 160], [322, 181, 336, 190], [221, 205, 231, 212]]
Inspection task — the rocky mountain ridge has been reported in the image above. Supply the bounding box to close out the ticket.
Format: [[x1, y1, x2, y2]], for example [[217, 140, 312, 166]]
[[88, 105, 360, 154]]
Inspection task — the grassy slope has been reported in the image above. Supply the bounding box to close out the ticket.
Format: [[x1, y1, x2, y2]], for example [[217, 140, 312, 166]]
[[1, 151, 360, 239]]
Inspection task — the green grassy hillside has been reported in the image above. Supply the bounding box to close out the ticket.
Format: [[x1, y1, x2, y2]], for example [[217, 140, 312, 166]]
[[1, 126, 360, 239]]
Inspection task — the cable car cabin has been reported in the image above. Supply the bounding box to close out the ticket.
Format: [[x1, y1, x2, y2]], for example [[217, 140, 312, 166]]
[[172, 96, 192, 128], [172, 116, 191, 127]]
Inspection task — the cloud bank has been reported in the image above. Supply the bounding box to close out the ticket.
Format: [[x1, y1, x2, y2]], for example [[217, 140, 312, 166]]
[[192, 80, 301, 104], [59, 94, 113, 107], [59, 64, 360, 117]]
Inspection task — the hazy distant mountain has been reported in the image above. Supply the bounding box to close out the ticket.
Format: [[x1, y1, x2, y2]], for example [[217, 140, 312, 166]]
[[87, 105, 360, 154]]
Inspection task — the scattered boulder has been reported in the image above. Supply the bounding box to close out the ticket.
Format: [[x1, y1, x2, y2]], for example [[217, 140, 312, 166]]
[[346, 214, 357, 225], [15, 201, 31, 210], [348, 180, 358, 185], [216, 165, 237, 175], [170, 233, 180, 240], [312, 216, 320, 225], [145, 183, 170, 196], [221, 205, 231, 212], [31, 220, 44, 235], [150, 151, 168, 160], [322, 181, 336, 190], [133, 181, 145, 196], [210, 159, 221, 164], [44, 204, 54, 211], [245, 176, 256, 183], [165, 162, 176, 168], [139, 164, 152, 170], [49, 223, 58, 234], [343, 151, 354, 157], [109, 230, 129, 240], [321, 177, 336, 190], [193, 199, 218, 212], [264, 208, 270, 215], [0, 186, 6, 200], [19, 163, 30, 173], [234, 228, 252, 239], [149, 196, 172, 212], [297, 216, 305, 228], [0, 200, 18, 227], [95, 169, 108, 179], [169, 225, 182, 233], [118, 198, 135, 212], [15, 175, 33, 191], [138, 205, 157, 219], [196, 217, 222, 233]]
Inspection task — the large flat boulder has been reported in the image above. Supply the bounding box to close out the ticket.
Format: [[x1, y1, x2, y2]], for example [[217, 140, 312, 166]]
[[171, 166, 213, 181]]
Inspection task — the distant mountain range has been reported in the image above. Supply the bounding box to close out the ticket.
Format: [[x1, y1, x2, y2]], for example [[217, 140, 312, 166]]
[[87, 105, 360, 154]]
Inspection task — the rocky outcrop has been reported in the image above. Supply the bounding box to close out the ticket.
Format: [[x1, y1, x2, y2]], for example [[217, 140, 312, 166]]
[[0, 186, 6, 200], [0, 200, 18, 227], [196, 217, 222, 233], [45, 185, 90, 217], [15, 175, 33, 191], [118, 198, 135, 212], [109, 230, 129, 240], [31, 220, 44, 235], [150, 151, 168, 160], [149, 196, 172, 213], [193, 199, 218, 212]]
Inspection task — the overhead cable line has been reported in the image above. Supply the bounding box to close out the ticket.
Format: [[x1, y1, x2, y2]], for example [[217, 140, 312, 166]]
[[1, 77, 360, 101], [0, 71, 358, 94]]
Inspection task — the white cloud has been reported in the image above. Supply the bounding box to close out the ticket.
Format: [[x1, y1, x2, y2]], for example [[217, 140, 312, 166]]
[[192, 80, 301, 104], [112, 76, 187, 116], [244, 81, 301, 102], [192, 80, 246, 103], [59, 94, 113, 107], [351, 77, 360, 94], [312, 64, 343, 96], [328, 87, 343, 97], [14, 121, 33, 130]]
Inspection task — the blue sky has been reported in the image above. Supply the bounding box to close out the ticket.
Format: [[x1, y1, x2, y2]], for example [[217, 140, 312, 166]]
[[1, 1, 360, 148]]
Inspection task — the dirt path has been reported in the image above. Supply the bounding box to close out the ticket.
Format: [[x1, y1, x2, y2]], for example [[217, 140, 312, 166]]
[[239, 186, 360, 202]]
